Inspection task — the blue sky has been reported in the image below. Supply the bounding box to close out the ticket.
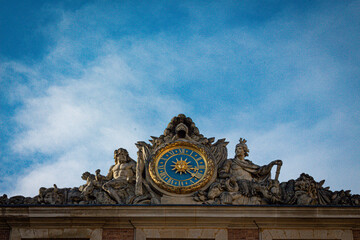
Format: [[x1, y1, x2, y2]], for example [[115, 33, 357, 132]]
[[1, 0, 359, 196]]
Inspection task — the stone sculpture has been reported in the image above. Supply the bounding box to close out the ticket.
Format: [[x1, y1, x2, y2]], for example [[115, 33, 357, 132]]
[[1, 114, 359, 206], [219, 138, 282, 182], [100, 148, 136, 204]]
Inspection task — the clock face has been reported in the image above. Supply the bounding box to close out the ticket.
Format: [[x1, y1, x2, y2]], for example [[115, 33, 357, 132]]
[[149, 142, 214, 194]]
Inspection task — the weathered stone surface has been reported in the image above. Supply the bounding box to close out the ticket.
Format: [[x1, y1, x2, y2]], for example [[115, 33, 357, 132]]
[[102, 229, 133, 240], [9, 228, 101, 240], [0, 229, 10, 240], [2, 114, 359, 206], [228, 229, 258, 240], [136, 228, 227, 240], [353, 230, 360, 240], [261, 229, 353, 240]]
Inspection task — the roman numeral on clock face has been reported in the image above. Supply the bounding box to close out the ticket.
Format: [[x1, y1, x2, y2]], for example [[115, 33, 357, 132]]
[[159, 171, 167, 179], [194, 172, 203, 179], [166, 178, 175, 185]]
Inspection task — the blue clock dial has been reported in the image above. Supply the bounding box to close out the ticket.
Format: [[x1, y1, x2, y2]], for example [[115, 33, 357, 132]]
[[155, 147, 207, 188]]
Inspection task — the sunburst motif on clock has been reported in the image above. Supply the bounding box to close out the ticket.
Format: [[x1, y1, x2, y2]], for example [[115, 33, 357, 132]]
[[149, 142, 214, 194]]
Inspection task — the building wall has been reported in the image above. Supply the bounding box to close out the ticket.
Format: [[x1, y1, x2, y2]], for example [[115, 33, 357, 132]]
[[102, 229, 134, 240], [228, 229, 259, 240], [0, 230, 10, 240], [8, 228, 102, 240], [1, 228, 360, 240], [261, 229, 354, 240], [1, 206, 359, 240], [353, 230, 360, 240], [135, 228, 227, 240]]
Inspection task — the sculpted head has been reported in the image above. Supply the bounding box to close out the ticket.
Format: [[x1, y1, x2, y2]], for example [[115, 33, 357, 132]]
[[81, 171, 91, 180], [114, 148, 129, 164], [235, 138, 249, 160], [175, 122, 188, 138]]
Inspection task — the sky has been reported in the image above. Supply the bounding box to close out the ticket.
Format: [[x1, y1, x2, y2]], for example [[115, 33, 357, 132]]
[[0, 0, 359, 197]]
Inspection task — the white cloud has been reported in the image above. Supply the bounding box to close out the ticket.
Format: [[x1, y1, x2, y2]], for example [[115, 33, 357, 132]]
[[7, 51, 188, 196], [11, 147, 88, 196], [2, 1, 360, 197], [210, 108, 360, 194]]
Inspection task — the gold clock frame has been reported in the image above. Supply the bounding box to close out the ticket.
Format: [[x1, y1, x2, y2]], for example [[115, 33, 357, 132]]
[[149, 141, 215, 194]]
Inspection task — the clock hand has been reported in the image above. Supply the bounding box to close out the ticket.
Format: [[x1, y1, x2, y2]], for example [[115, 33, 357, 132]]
[[185, 169, 195, 177], [185, 169, 199, 179]]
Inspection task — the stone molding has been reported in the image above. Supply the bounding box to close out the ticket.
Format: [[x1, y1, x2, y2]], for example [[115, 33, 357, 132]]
[[136, 228, 227, 240], [1, 206, 360, 229], [261, 229, 353, 240], [1, 206, 360, 240], [9, 228, 102, 240]]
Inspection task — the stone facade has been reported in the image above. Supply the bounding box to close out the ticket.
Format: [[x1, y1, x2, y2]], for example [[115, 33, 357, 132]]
[[1, 114, 360, 239], [353, 230, 360, 240], [1, 205, 360, 240], [228, 229, 259, 240], [136, 228, 227, 239], [0, 230, 10, 240], [102, 229, 134, 240], [261, 229, 353, 240], [8, 228, 102, 240]]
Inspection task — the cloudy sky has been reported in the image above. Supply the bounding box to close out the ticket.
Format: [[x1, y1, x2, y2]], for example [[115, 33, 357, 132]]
[[1, 1, 359, 197]]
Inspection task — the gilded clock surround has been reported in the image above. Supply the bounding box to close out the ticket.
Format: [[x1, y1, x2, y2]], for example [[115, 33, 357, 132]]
[[149, 141, 215, 194]]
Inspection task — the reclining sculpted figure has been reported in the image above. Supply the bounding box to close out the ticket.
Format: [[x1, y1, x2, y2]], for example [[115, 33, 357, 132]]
[[219, 138, 282, 197], [220, 138, 282, 182]]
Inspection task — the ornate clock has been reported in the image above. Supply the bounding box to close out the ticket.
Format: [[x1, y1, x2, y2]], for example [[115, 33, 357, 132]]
[[149, 142, 215, 194]]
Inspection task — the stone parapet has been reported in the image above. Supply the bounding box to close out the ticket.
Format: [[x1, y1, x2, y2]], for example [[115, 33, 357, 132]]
[[1, 205, 360, 239], [0, 205, 360, 229], [1, 205, 360, 229]]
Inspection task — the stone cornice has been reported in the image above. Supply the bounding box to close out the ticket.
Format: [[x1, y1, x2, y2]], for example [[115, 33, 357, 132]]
[[1, 205, 360, 229]]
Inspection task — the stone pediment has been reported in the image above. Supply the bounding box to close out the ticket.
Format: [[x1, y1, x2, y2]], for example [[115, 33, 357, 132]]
[[1, 114, 359, 206]]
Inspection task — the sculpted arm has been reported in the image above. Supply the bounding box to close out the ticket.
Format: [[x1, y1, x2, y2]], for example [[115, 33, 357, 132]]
[[269, 159, 283, 167], [127, 161, 137, 183], [259, 159, 282, 174]]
